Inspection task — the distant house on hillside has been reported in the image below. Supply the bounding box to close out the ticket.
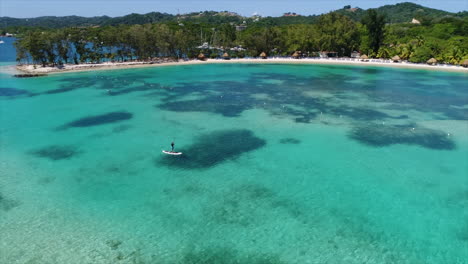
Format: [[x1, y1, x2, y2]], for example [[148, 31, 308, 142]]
[[344, 6, 359, 12], [411, 18, 421, 24], [283, 12, 300, 17], [236, 25, 247, 31], [230, 45, 246, 52]]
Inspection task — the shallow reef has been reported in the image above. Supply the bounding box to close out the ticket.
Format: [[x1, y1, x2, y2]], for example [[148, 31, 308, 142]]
[[180, 247, 287, 264], [30, 145, 80, 160], [59, 111, 133, 129], [157, 129, 266, 169], [154, 71, 419, 124], [206, 183, 303, 227], [112, 124, 132, 133], [349, 124, 456, 150], [0, 192, 20, 212], [279, 138, 301, 144], [0, 87, 31, 97], [43, 86, 77, 94]]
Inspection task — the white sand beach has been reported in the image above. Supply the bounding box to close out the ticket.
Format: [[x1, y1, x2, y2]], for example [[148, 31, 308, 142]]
[[15, 57, 468, 75]]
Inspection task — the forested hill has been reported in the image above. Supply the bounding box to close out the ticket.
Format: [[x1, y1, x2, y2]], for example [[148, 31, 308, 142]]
[[1, 2, 466, 29], [0, 11, 242, 29], [0, 12, 175, 29], [341, 2, 467, 23]]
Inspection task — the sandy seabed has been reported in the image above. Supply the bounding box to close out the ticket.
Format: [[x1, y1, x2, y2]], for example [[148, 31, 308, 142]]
[[15, 58, 468, 75]]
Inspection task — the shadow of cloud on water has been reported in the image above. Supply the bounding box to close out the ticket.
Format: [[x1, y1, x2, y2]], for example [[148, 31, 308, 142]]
[[58, 111, 133, 129], [29, 145, 81, 160], [157, 129, 266, 169], [349, 124, 456, 150]]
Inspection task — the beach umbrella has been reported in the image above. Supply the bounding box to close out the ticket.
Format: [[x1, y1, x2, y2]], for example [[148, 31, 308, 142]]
[[259, 52, 267, 59], [360, 54, 369, 61], [292, 51, 300, 59], [222, 52, 230, 60], [461, 59, 468, 68], [427, 58, 437, 65], [198, 53, 206, 61], [391, 55, 400, 62]]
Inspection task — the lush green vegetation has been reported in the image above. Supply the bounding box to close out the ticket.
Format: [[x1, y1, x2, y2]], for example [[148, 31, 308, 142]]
[[2, 2, 466, 30], [10, 4, 468, 66]]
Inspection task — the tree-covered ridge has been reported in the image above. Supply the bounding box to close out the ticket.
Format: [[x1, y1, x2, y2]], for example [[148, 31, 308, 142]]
[[334, 2, 467, 23], [0, 13, 174, 29], [1, 2, 466, 30], [14, 9, 468, 67], [0, 15, 112, 29]]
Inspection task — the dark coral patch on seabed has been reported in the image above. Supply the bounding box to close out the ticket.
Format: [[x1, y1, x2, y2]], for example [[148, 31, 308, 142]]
[[153, 70, 418, 124], [0, 193, 21, 211], [349, 124, 456, 150], [0, 87, 31, 97], [157, 129, 266, 169], [58, 111, 133, 129], [29, 145, 80, 160], [279, 138, 301, 144], [181, 247, 287, 264], [43, 87, 77, 94]]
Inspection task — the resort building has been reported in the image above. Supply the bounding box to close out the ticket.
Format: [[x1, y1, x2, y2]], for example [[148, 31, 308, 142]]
[[351, 51, 361, 58], [236, 25, 247, 31], [319, 51, 338, 58]]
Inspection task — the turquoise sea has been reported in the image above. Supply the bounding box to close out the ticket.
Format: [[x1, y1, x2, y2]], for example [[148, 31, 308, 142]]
[[0, 61, 467, 263]]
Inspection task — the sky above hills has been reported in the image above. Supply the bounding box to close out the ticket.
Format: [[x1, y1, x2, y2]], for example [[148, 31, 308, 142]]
[[1, 0, 467, 18]]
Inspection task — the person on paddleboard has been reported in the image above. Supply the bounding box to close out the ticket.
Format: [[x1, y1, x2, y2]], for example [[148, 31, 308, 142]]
[[171, 141, 175, 152]]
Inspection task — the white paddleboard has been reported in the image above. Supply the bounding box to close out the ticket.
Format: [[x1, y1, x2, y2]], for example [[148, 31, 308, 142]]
[[162, 150, 183, 155]]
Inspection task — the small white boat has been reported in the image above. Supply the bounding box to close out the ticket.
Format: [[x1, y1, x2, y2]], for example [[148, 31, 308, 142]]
[[0, 40, 4, 44]]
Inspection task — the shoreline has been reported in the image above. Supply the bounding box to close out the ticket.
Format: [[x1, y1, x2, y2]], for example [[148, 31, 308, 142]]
[[14, 58, 468, 75]]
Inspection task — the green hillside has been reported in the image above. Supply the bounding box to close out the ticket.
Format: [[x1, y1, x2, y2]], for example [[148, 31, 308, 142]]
[[1, 2, 466, 29], [336, 2, 466, 23]]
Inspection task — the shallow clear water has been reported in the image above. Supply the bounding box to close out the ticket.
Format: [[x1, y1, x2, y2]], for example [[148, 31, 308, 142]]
[[1, 63, 467, 264]]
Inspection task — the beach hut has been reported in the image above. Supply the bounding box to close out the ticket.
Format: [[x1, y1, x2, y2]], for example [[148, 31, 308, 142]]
[[427, 58, 437, 65], [461, 59, 468, 68], [292, 51, 301, 59], [392, 55, 401, 63], [222, 52, 230, 60], [360, 54, 369, 62], [197, 53, 206, 61], [351, 51, 361, 58], [259, 52, 267, 59]]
